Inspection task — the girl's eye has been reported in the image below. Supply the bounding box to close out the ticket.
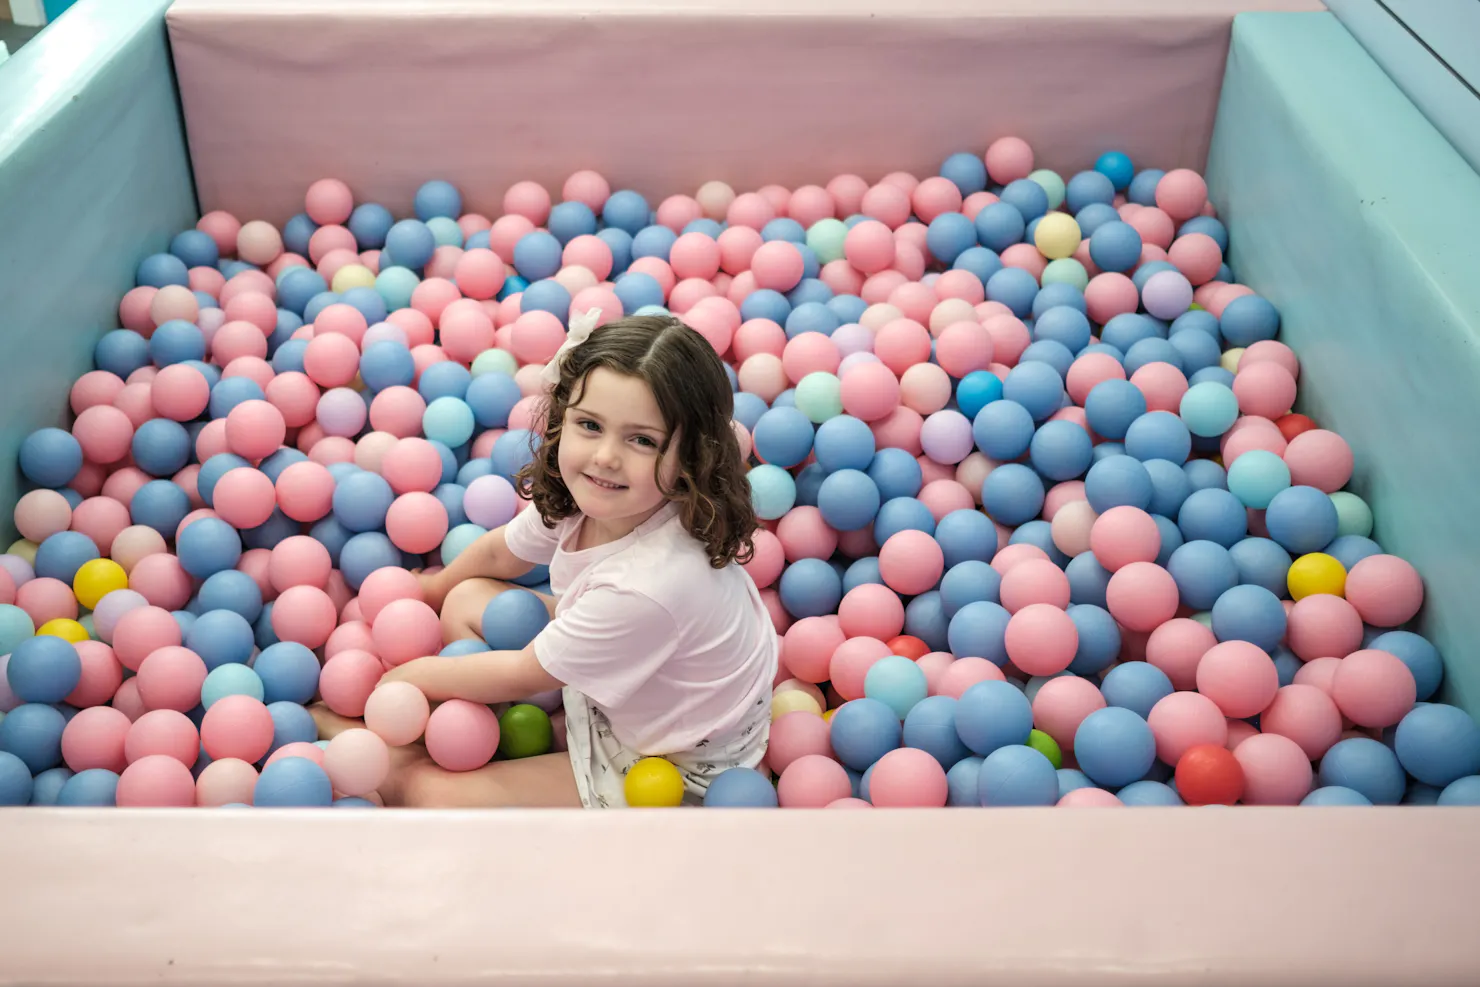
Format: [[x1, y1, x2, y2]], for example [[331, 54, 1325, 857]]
[[635, 436, 657, 448], [577, 419, 600, 432]]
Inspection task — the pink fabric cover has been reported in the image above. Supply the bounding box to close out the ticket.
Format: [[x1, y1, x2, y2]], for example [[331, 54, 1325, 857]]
[[165, 0, 1324, 226]]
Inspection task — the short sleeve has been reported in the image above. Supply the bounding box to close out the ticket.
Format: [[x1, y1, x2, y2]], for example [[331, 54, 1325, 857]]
[[532, 585, 678, 708], [502, 503, 561, 566]]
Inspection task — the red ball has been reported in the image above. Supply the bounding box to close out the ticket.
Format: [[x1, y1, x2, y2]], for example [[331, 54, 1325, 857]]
[[1275, 413, 1317, 442], [1175, 743, 1245, 805], [885, 635, 930, 661]]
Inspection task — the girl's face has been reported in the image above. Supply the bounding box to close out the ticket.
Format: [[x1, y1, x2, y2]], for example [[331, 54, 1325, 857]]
[[558, 368, 679, 540]]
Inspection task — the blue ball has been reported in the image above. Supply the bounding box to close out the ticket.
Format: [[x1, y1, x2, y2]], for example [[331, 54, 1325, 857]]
[[1118, 780, 1185, 806], [974, 201, 1026, 252], [1301, 785, 1373, 806], [613, 271, 665, 314], [56, 767, 119, 806], [333, 470, 395, 532], [812, 415, 875, 472], [1219, 294, 1280, 346], [940, 151, 988, 195], [254, 757, 334, 807], [209, 376, 266, 419], [176, 517, 243, 579], [794, 463, 826, 508], [1438, 777, 1480, 805], [31, 766, 74, 805], [512, 229, 564, 280], [94, 329, 151, 379], [926, 212, 977, 266], [196, 570, 264, 622], [0, 751, 34, 805], [939, 560, 1002, 618], [33, 530, 100, 585], [1318, 737, 1405, 804], [1000, 179, 1049, 221], [905, 591, 950, 653], [842, 556, 883, 594], [1095, 151, 1136, 190], [1074, 706, 1156, 787], [784, 302, 840, 338], [359, 340, 417, 392], [1167, 540, 1239, 610], [1228, 536, 1292, 596], [740, 288, 790, 324], [1066, 552, 1113, 608], [1210, 584, 1287, 651], [952, 246, 1004, 288], [828, 698, 901, 772], [467, 371, 522, 429], [601, 190, 650, 235], [265, 701, 319, 759], [1003, 362, 1065, 423], [972, 399, 1035, 461], [1088, 221, 1143, 273], [251, 642, 321, 705], [947, 600, 1012, 667], [1065, 169, 1116, 212], [1029, 420, 1093, 481], [1326, 534, 1383, 571], [776, 558, 842, 618], [1369, 631, 1443, 702], [482, 589, 550, 650], [1083, 381, 1147, 441], [816, 469, 880, 532], [946, 756, 985, 806], [337, 531, 400, 591], [414, 179, 462, 220], [1393, 703, 1480, 788], [129, 479, 190, 538], [417, 360, 472, 403], [902, 695, 971, 769], [6, 636, 82, 705], [985, 266, 1039, 317], [1034, 306, 1092, 352], [1127, 168, 1165, 206], [1067, 604, 1123, 676], [955, 679, 1032, 756], [1143, 458, 1193, 518], [385, 219, 437, 270], [1085, 454, 1153, 512], [521, 278, 573, 323], [631, 224, 677, 262], [149, 320, 207, 367], [981, 463, 1045, 526], [703, 766, 779, 807], [0, 703, 66, 773], [866, 448, 923, 501], [935, 509, 997, 568], [1264, 485, 1339, 555], [1169, 329, 1223, 377], [1100, 662, 1174, 719], [872, 496, 936, 543], [1177, 487, 1247, 547], [752, 407, 815, 468], [19, 428, 83, 488], [978, 744, 1058, 806], [137, 251, 189, 287], [171, 228, 220, 268], [1125, 411, 1191, 464], [347, 202, 394, 249]]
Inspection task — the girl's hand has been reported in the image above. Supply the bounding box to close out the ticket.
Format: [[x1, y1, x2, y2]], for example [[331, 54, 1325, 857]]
[[379, 655, 441, 691]]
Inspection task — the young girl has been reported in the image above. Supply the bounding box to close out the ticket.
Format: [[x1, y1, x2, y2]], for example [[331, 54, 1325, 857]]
[[316, 311, 777, 809]]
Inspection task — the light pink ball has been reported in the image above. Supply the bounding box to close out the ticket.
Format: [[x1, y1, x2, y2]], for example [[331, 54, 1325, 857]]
[[1155, 169, 1209, 222], [123, 708, 198, 766], [364, 681, 431, 746], [66, 639, 125, 707], [1058, 787, 1124, 807], [868, 747, 949, 807], [13, 490, 73, 543], [112, 605, 182, 672], [936, 656, 1005, 698], [1344, 555, 1423, 627], [268, 536, 332, 592], [838, 361, 901, 422], [195, 757, 261, 806], [1331, 649, 1416, 727], [1105, 562, 1179, 632], [424, 699, 500, 771], [837, 583, 906, 642], [323, 728, 391, 796], [828, 636, 892, 701], [318, 649, 385, 718], [111, 677, 147, 722], [61, 705, 131, 772], [1196, 640, 1279, 718], [15, 576, 76, 626], [271, 585, 339, 649], [1084, 273, 1139, 325], [1283, 429, 1353, 492], [135, 645, 208, 713], [1147, 691, 1228, 764], [1232, 362, 1297, 420], [1049, 500, 1097, 557], [265, 741, 327, 769], [1260, 684, 1342, 759], [117, 754, 197, 807], [275, 460, 336, 523], [1090, 506, 1161, 572], [212, 467, 277, 528], [1031, 675, 1107, 750], [1144, 617, 1216, 691], [199, 694, 275, 763], [768, 710, 833, 774], [371, 598, 443, 667], [357, 567, 424, 625], [877, 530, 944, 596], [999, 558, 1071, 613], [1284, 594, 1363, 662], [1130, 361, 1190, 414], [777, 753, 853, 808], [984, 137, 1034, 184], [826, 797, 873, 809], [1231, 732, 1312, 805], [1005, 605, 1079, 677], [775, 506, 839, 562]]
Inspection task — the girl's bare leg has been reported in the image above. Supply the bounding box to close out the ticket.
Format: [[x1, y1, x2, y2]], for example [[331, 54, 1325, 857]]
[[438, 577, 558, 645]]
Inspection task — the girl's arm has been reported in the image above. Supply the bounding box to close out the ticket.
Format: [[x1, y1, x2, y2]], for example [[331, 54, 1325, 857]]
[[380, 644, 564, 705], [420, 525, 535, 610]]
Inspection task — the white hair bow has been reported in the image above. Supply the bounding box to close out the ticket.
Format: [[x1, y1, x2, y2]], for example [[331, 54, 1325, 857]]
[[539, 308, 603, 387]]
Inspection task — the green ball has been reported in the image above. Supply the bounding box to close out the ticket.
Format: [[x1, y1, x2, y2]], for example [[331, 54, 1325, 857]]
[[427, 217, 464, 247], [472, 350, 518, 377], [793, 372, 843, 423], [1028, 169, 1067, 210], [375, 266, 420, 311], [499, 704, 554, 759], [806, 218, 849, 265], [1191, 611, 1213, 629], [1330, 491, 1374, 538], [1040, 258, 1089, 290], [201, 663, 265, 709], [1027, 729, 1063, 770]]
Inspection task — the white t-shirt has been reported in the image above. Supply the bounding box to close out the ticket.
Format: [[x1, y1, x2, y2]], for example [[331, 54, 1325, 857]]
[[503, 500, 777, 755]]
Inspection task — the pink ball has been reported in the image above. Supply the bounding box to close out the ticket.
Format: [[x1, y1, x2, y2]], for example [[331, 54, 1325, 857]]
[[304, 178, 354, 225], [212, 467, 277, 529], [911, 177, 963, 226], [135, 645, 209, 713], [268, 535, 332, 592], [828, 636, 892, 701], [1147, 691, 1228, 764], [936, 656, 1005, 698], [781, 333, 841, 384], [128, 552, 193, 611], [1005, 604, 1078, 676], [265, 741, 326, 769], [1066, 353, 1128, 405], [1344, 554, 1423, 627], [323, 727, 391, 796], [1105, 562, 1179, 632], [917, 478, 974, 520], [1049, 500, 1097, 557], [837, 583, 906, 641], [14, 489, 73, 543], [985, 137, 1034, 184], [15, 576, 77, 626], [117, 754, 197, 807], [368, 386, 428, 438], [1331, 649, 1416, 727], [1031, 675, 1107, 750], [200, 694, 275, 762], [1084, 273, 1139, 325], [196, 757, 261, 806], [71, 405, 135, 465], [1196, 640, 1280, 720], [838, 361, 901, 422], [424, 699, 500, 771], [61, 705, 131, 772], [1232, 362, 1297, 420], [302, 332, 360, 388], [775, 506, 838, 562], [356, 566, 425, 625], [385, 492, 450, 554], [1167, 233, 1222, 285], [1231, 732, 1312, 805], [1283, 429, 1353, 493], [873, 319, 932, 376], [111, 677, 147, 722], [1155, 169, 1209, 222], [934, 322, 994, 379], [843, 220, 896, 275], [271, 584, 339, 649], [868, 747, 949, 807], [70, 497, 133, 558], [1057, 787, 1124, 807], [371, 598, 443, 667], [265, 371, 319, 429], [779, 616, 845, 684], [750, 241, 804, 293], [1260, 684, 1342, 759], [1144, 617, 1216, 691], [991, 543, 1051, 576], [112, 605, 183, 672], [224, 399, 286, 462], [776, 753, 852, 808], [767, 710, 833, 774], [67, 639, 125, 707], [826, 797, 873, 809], [123, 708, 198, 766], [999, 558, 1071, 613], [1284, 594, 1363, 661], [318, 649, 385, 718], [325, 620, 375, 659], [364, 681, 432, 746], [877, 530, 944, 596], [1089, 506, 1161, 573], [275, 460, 336, 522]]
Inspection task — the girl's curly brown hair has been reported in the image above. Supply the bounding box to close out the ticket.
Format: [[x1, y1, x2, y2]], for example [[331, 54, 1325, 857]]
[[514, 314, 758, 569]]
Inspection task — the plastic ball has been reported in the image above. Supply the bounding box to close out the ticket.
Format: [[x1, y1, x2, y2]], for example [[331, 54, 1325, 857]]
[[977, 744, 1058, 806], [498, 703, 554, 759], [703, 766, 779, 808], [1174, 743, 1244, 805], [625, 756, 686, 807], [253, 756, 334, 807], [424, 699, 501, 772], [869, 747, 949, 807], [363, 681, 431, 746]]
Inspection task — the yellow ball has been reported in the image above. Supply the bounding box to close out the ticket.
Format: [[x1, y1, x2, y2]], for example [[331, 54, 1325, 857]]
[[331, 263, 377, 293], [624, 757, 685, 807], [1220, 347, 1246, 373], [7, 539, 37, 565], [1288, 553, 1347, 601], [1033, 212, 1082, 261], [72, 558, 129, 610], [771, 688, 823, 720], [37, 618, 89, 643], [822, 708, 837, 723]]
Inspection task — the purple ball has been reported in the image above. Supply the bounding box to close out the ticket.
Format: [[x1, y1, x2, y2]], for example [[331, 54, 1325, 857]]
[[1141, 269, 1194, 320], [831, 323, 876, 358], [91, 588, 150, 643], [919, 409, 975, 465], [0, 555, 34, 587], [316, 387, 368, 436], [463, 474, 519, 529]]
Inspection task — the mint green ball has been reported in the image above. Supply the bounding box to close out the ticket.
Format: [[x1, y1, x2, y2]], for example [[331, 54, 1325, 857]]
[[1330, 491, 1374, 538], [426, 216, 464, 247], [793, 372, 843, 423], [1226, 449, 1292, 509], [747, 464, 797, 521], [201, 664, 265, 709], [1028, 169, 1067, 210], [0, 604, 35, 654], [863, 654, 928, 720], [806, 219, 849, 265], [1191, 611, 1213, 630], [375, 266, 420, 311], [442, 523, 489, 564], [472, 349, 518, 377], [423, 396, 476, 447], [78, 614, 96, 639], [1040, 258, 1089, 290]]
